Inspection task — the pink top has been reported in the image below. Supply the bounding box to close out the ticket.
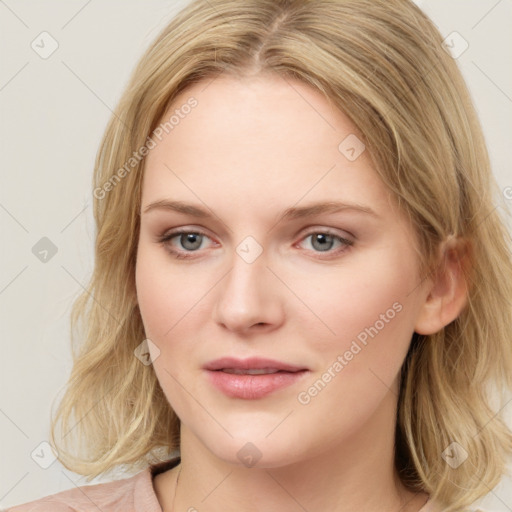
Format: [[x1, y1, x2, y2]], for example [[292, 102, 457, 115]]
[[7, 458, 179, 512], [7, 458, 489, 512]]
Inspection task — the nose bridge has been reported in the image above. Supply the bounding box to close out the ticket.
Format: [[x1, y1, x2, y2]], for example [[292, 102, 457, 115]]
[[213, 237, 282, 331]]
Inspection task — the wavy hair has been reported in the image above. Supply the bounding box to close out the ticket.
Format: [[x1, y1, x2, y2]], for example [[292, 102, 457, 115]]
[[50, 1, 512, 510]]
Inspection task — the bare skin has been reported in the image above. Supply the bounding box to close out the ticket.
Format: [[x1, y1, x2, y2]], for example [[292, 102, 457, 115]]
[[154, 465, 430, 511]]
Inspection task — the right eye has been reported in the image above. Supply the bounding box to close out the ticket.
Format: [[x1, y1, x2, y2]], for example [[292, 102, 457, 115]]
[[159, 229, 216, 260]]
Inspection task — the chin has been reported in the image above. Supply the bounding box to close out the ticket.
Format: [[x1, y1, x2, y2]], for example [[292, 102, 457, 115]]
[[194, 428, 309, 469]]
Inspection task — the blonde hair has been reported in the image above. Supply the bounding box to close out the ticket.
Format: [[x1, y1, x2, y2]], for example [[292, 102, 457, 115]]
[[50, 1, 512, 509]]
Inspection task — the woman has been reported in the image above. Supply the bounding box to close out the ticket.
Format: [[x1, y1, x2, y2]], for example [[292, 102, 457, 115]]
[[10, 0, 512, 511]]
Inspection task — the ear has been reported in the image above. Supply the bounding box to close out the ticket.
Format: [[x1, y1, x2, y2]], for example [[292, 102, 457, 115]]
[[414, 236, 471, 335]]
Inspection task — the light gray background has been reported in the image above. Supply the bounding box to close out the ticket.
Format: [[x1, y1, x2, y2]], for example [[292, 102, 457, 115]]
[[1, 0, 511, 509]]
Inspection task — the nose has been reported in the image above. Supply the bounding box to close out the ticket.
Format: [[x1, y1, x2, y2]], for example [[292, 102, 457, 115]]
[[212, 249, 284, 334]]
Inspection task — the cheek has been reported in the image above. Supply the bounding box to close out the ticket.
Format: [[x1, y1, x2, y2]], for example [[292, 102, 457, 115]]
[[135, 249, 202, 410], [135, 246, 204, 340], [288, 251, 420, 440], [287, 246, 420, 370], [135, 261, 171, 340]]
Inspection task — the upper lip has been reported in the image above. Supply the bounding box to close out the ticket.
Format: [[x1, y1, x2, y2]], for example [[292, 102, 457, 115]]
[[203, 357, 307, 373]]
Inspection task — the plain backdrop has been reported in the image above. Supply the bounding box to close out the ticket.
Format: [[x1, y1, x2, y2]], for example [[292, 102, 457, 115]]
[[1, 0, 511, 509]]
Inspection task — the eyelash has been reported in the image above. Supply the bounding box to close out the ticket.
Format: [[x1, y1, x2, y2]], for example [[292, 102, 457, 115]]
[[158, 228, 354, 260]]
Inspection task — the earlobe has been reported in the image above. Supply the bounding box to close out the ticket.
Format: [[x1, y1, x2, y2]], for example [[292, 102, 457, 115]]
[[414, 236, 471, 335]]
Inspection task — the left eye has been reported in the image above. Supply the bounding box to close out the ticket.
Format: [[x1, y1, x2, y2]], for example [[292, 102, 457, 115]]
[[298, 232, 353, 253]]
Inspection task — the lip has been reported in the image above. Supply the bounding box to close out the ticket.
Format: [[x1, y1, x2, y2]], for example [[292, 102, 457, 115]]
[[203, 356, 307, 373], [203, 357, 310, 400]]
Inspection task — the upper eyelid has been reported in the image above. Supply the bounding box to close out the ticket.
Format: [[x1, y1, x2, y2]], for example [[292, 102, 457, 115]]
[[161, 227, 217, 243], [160, 225, 353, 237]]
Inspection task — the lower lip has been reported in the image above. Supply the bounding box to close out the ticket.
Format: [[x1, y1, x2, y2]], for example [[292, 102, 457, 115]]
[[205, 369, 309, 400]]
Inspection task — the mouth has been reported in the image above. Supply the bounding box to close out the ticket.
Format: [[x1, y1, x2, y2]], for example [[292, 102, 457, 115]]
[[203, 357, 309, 399]]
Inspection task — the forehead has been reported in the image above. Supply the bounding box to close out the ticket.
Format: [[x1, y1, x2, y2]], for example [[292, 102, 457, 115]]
[[141, 74, 397, 223], [153, 73, 357, 163]]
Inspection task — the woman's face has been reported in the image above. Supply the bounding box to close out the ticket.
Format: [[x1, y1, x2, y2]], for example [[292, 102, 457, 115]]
[[136, 74, 430, 467]]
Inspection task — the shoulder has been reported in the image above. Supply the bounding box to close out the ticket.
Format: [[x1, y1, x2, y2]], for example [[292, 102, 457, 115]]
[[6, 467, 156, 512]]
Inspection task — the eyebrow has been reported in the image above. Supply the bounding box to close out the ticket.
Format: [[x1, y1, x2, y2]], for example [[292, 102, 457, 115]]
[[142, 199, 378, 220]]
